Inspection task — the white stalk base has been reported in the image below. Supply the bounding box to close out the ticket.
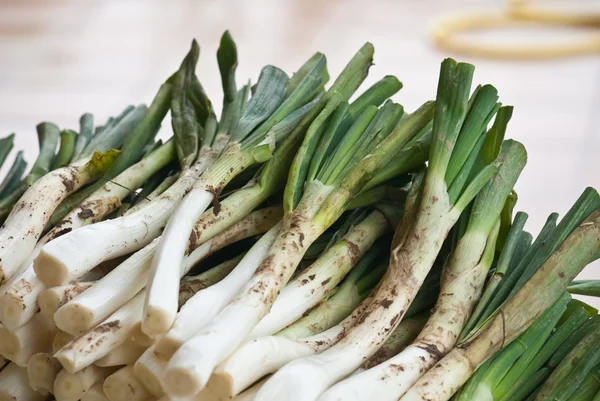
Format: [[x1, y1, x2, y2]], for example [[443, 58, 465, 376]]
[[133, 345, 168, 397], [54, 291, 145, 373], [54, 365, 116, 401], [155, 223, 281, 359], [143, 188, 214, 336], [27, 352, 62, 396], [103, 366, 151, 401], [0, 362, 46, 401]]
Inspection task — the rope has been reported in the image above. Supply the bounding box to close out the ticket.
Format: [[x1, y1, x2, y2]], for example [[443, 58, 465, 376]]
[[430, 0, 600, 59]]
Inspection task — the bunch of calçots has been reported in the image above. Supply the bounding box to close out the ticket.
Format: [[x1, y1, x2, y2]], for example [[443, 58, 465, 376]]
[[0, 31, 598, 401]]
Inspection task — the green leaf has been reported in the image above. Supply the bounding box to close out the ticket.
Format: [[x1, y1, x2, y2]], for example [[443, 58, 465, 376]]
[[497, 190, 518, 252], [445, 84, 499, 186], [72, 113, 94, 161], [568, 280, 600, 297], [509, 187, 600, 299], [52, 129, 77, 169], [232, 65, 289, 142], [475, 212, 559, 329], [0, 151, 27, 198], [332, 100, 404, 185], [285, 52, 328, 97], [266, 96, 322, 144], [428, 59, 474, 180], [26, 122, 60, 185], [283, 43, 375, 212], [242, 55, 328, 148], [172, 40, 201, 168], [306, 102, 350, 183], [446, 131, 486, 204], [103, 83, 172, 180], [362, 129, 431, 192], [348, 75, 402, 118], [217, 31, 238, 106], [478, 106, 513, 169], [319, 105, 379, 184], [218, 84, 251, 142], [327, 42, 375, 102], [466, 140, 527, 236], [80, 105, 148, 158], [0, 133, 15, 170], [189, 76, 214, 128]]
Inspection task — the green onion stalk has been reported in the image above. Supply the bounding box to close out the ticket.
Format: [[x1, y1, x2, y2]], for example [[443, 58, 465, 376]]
[[248, 210, 398, 339], [46, 104, 159, 227], [453, 297, 597, 401], [461, 187, 600, 341], [319, 101, 526, 401], [0, 123, 60, 244], [51, 119, 310, 341], [33, 38, 223, 287], [569, 280, 600, 297], [153, 86, 412, 358], [256, 59, 500, 401], [153, 207, 394, 361], [162, 43, 434, 399], [143, 36, 330, 337], [0, 119, 122, 286], [53, 206, 282, 374], [0, 140, 176, 329], [533, 321, 600, 400], [455, 292, 572, 401], [209, 250, 434, 398], [400, 204, 600, 401]]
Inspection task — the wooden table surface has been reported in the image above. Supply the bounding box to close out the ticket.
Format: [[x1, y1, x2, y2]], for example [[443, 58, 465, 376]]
[[1, 0, 599, 305]]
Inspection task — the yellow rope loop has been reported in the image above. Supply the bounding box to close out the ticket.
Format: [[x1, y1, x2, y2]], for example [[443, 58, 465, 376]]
[[430, 0, 600, 59]]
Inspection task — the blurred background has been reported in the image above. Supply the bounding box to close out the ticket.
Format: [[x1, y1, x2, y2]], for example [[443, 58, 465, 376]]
[[0, 0, 598, 303]]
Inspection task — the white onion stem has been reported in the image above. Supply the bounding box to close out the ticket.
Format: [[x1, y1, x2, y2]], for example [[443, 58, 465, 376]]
[[27, 352, 62, 396], [250, 210, 389, 338], [53, 331, 75, 353], [0, 314, 55, 366], [35, 158, 213, 287], [54, 365, 117, 401], [143, 144, 270, 337], [38, 282, 94, 322], [54, 291, 145, 373], [133, 345, 168, 397], [0, 155, 103, 284], [154, 222, 281, 360], [163, 183, 332, 397], [95, 340, 147, 367], [54, 207, 281, 337], [0, 362, 46, 401], [81, 383, 111, 401], [103, 366, 151, 401], [210, 297, 372, 397], [0, 267, 46, 329]]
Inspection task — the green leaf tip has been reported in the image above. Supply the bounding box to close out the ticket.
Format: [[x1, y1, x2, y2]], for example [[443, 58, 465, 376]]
[[217, 30, 239, 105], [428, 59, 475, 183], [172, 41, 202, 168]]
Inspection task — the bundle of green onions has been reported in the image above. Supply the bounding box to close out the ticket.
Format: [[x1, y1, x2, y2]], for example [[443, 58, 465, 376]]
[[0, 31, 598, 401]]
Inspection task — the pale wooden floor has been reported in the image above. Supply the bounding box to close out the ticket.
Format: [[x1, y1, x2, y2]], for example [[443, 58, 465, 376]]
[[0, 0, 599, 304]]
